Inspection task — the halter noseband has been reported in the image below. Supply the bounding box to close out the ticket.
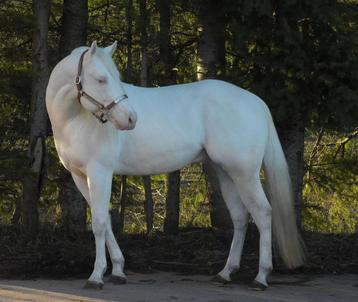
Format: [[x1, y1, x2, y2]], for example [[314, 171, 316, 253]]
[[75, 49, 128, 123]]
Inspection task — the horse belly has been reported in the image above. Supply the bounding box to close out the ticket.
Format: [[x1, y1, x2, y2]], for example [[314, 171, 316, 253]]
[[116, 141, 204, 176]]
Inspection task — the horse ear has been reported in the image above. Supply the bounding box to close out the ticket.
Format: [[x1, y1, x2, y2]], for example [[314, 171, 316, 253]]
[[105, 41, 118, 57], [89, 41, 97, 55]]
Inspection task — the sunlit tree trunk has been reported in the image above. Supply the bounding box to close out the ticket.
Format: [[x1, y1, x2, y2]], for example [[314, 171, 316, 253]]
[[22, 0, 51, 239], [58, 0, 88, 235], [196, 0, 232, 230], [119, 176, 127, 233], [139, 0, 154, 234]]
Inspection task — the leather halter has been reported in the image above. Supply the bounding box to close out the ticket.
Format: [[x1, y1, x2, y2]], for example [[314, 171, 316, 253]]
[[75, 49, 128, 123]]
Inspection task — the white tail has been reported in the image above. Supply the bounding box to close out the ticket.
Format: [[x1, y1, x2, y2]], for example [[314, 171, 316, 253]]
[[263, 119, 305, 268]]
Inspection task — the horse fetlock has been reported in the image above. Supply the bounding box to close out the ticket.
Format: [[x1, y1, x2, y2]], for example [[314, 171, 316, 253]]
[[93, 260, 107, 278], [217, 269, 232, 282], [255, 266, 272, 287], [111, 260, 125, 276]]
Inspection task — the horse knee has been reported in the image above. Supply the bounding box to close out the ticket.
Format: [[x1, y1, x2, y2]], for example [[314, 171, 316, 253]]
[[231, 212, 249, 231], [92, 214, 107, 236]]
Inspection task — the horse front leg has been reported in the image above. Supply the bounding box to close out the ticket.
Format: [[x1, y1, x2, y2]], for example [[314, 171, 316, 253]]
[[84, 164, 113, 289], [72, 172, 126, 286], [106, 219, 126, 284]]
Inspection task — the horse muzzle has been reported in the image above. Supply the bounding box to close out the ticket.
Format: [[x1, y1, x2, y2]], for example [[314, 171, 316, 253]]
[[126, 110, 137, 130], [106, 108, 137, 130]]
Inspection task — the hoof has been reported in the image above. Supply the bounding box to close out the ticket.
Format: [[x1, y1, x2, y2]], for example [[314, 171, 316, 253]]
[[211, 274, 230, 285], [84, 280, 104, 290], [109, 275, 127, 285], [248, 280, 267, 291]]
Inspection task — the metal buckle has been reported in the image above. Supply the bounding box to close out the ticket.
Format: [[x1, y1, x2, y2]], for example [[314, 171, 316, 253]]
[[75, 76, 81, 85]]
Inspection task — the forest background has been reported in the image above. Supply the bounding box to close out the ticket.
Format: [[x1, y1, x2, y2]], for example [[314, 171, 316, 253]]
[[0, 0, 357, 276]]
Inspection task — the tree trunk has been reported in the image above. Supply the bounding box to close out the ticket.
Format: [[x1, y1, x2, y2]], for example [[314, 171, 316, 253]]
[[156, 0, 181, 234], [11, 198, 22, 226], [139, 0, 154, 234], [22, 0, 51, 239], [273, 5, 305, 227], [58, 173, 87, 235], [110, 175, 127, 236], [156, 0, 176, 83], [143, 176, 153, 234], [139, 0, 149, 88], [59, 0, 88, 58], [196, 0, 232, 230], [196, 1, 226, 81], [119, 175, 127, 233], [164, 170, 180, 234], [278, 114, 305, 228], [108, 1, 133, 236], [58, 0, 88, 235], [125, 0, 133, 82]]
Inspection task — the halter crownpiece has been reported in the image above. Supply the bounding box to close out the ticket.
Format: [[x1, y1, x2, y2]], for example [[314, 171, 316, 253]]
[[75, 49, 128, 123]]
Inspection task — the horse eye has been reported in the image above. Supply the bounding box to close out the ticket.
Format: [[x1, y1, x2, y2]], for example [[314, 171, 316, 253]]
[[98, 77, 107, 84]]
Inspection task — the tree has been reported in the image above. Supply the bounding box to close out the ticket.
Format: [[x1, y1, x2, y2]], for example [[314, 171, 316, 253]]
[[155, 0, 181, 235], [58, 0, 88, 235], [22, 0, 51, 239], [196, 0, 232, 230], [110, 0, 134, 236], [125, 0, 133, 82], [139, 0, 154, 234]]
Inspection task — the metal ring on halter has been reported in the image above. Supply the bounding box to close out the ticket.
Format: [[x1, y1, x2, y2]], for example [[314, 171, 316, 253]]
[[93, 109, 109, 123]]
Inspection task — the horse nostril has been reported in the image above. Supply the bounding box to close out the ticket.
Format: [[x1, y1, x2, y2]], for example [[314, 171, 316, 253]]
[[128, 111, 137, 128]]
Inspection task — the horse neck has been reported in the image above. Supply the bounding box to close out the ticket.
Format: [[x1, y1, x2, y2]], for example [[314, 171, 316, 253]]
[[47, 53, 88, 130]]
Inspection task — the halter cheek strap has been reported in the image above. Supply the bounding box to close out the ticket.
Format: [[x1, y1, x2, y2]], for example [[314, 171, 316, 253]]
[[75, 49, 128, 123]]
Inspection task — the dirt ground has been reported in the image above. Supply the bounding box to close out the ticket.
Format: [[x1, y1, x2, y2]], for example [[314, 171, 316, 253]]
[[0, 272, 357, 302], [0, 228, 357, 301]]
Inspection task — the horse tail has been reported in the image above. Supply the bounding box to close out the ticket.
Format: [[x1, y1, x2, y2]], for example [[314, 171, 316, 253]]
[[263, 116, 305, 268]]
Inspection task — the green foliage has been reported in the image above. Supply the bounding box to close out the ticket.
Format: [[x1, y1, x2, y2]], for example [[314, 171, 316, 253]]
[[111, 165, 210, 234], [303, 130, 358, 233], [226, 0, 358, 128], [0, 0, 357, 234]]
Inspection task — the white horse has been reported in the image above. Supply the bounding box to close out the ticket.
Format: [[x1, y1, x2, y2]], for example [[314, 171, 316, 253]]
[[46, 41, 304, 290]]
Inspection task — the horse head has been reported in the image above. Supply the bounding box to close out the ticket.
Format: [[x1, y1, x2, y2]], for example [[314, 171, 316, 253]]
[[76, 41, 137, 130]]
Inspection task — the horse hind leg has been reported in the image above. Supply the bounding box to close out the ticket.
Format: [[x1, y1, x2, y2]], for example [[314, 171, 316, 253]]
[[226, 169, 273, 290], [211, 165, 249, 283]]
